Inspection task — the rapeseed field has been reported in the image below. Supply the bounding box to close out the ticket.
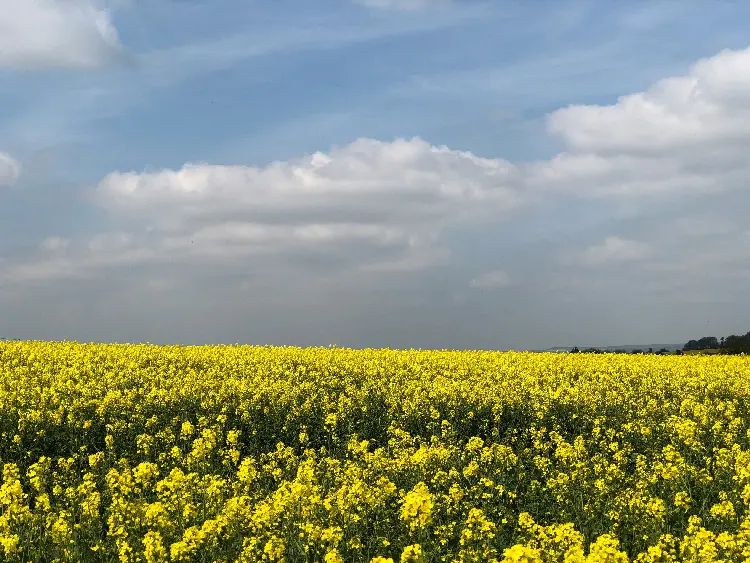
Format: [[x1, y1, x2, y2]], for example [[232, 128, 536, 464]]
[[0, 342, 749, 562]]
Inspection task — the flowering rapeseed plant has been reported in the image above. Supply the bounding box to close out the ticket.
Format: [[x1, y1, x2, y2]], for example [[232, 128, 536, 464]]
[[0, 342, 748, 561]]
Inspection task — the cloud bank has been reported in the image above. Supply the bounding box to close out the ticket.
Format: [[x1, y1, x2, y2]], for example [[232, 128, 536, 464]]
[[3, 138, 520, 283], [8, 46, 750, 283], [3, 45, 750, 347]]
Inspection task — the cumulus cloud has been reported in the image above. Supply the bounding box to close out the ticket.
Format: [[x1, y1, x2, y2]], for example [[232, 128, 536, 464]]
[[0, 153, 21, 187], [0, 0, 123, 69], [469, 270, 510, 289], [548, 48, 750, 154], [580, 237, 651, 266], [4, 137, 521, 283], [93, 137, 520, 227], [529, 46, 750, 199]]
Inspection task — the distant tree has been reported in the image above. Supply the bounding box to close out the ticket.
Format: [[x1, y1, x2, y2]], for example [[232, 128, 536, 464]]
[[683, 337, 718, 351], [631, 349, 643, 354], [722, 332, 750, 355], [680, 332, 750, 355], [657, 348, 669, 355], [570, 347, 580, 353], [648, 348, 653, 354], [614, 349, 627, 354]]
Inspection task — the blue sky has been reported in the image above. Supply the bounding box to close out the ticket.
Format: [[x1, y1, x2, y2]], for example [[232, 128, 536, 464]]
[[1, 0, 750, 349]]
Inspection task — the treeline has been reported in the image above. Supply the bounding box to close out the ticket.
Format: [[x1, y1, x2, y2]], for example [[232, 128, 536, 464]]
[[567, 331, 750, 355], [683, 331, 750, 355], [569, 347, 673, 355]]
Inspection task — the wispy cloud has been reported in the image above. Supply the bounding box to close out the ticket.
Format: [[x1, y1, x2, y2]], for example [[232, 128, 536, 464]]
[[354, 0, 450, 11], [0, 6, 487, 147], [0, 152, 21, 187]]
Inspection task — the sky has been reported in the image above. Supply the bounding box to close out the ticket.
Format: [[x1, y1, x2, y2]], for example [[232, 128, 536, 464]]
[[1, 0, 749, 350]]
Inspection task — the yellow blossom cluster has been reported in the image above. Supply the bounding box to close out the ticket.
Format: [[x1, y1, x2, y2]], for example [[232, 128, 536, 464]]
[[0, 342, 749, 561]]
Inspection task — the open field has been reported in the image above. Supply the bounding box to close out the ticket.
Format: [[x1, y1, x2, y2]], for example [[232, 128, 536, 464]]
[[1, 342, 750, 561]]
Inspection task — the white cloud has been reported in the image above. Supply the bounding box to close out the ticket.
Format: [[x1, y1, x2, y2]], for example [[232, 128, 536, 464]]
[[525, 152, 725, 198], [93, 137, 520, 225], [547, 47, 750, 154], [580, 237, 651, 266], [469, 270, 511, 289], [518, 46, 750, 204], [0, 153, 21, 187], [3, 137, 521, 283], [0, 0, 122, 69]]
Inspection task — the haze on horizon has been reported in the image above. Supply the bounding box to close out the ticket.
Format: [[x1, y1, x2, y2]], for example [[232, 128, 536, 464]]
[[1, 0, 749, 351]]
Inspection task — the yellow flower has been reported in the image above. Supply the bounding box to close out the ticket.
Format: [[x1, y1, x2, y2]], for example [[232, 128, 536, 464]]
[[143, 531, 168, 563], [0, 535, 19, 555], [674, 491, 691, 510], [181, 421, 195, 439], [263, 536, 285, 561], [401, 544, 424, 563], [325, 549, 345, 563], [710, 500, 736, 520], [502, 544, 542, 563], [88, 452, 104, 469], [400, 482, 433, 532], [586, 534, 628, 563]]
